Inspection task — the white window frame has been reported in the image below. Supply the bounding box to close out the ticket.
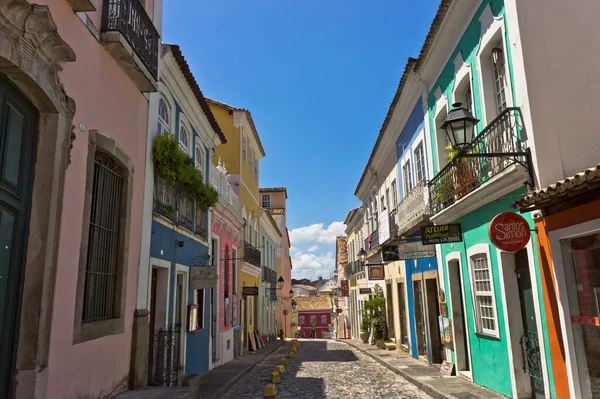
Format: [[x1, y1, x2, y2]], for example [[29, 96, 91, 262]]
[[249, 146, 254, 172], [414, 143, 426, 183], [467, 243, 499, 338], [391, 179, 398, 209], [195, 140, 204, 172], [178, 115, 192, 154], [402, 160, 413, 195], [158, 96, 172, 134], [242, 133, 247, 162], [262, 194, 271, 208]]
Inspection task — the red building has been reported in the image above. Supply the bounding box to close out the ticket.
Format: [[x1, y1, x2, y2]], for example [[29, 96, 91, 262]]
[[295, 296, 332, 338]]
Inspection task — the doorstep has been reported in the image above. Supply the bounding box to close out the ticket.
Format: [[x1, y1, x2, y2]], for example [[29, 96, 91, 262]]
[[343, 340, 508, 399]]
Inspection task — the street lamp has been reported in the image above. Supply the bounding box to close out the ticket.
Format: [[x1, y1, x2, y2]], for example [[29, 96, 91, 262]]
[[441, 102, 479, 150], [358, 248, 368, 266], [277, 276, 284, 289]]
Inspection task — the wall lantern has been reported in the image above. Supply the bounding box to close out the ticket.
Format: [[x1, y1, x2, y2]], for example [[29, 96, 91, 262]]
[[358, 248, 368, 266], [441, 102, 479, 150], [277, 276, 285, 289]]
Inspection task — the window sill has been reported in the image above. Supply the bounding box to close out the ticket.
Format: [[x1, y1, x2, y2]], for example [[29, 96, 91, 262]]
[[474, 331, 500, 341], [189, 328, 205, 335], [73, 317, 125, 344]]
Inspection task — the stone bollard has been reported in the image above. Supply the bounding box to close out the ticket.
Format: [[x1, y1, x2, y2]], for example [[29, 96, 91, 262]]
[[271, 372, 281, 384], [273, 365, 285, 373], [264, 383, 277, 397], [289, 351, 295, 358], [280, 358, 288, 365], [291, 347, 297, 353]]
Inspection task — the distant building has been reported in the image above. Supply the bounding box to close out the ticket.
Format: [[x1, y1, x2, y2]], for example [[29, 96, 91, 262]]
[[294, 296, 333, 339], [292, 284, 318, 296]]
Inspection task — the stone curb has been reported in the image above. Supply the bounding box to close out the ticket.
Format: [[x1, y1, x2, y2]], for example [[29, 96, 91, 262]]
[[208, 341, 285, 399], [340, 340, 451, 399]]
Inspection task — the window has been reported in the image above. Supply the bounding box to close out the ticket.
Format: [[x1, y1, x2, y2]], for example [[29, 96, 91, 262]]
[[470, 254, 498, 336], [224, 245, 229, 298], [158, 97, 170, 133], [391, 179, 398, 208], [254, 157, 259, 180], [402, 161, 413, 194], [385, 188, 390, 212], [231, 248, 237, 295], [249, 147, 254, 172], [195, 142, 203, 172], [190, 289, 204, 331], [380, 195, 385, 211], [242, 134, 247, 162], [414, 143, 426, 183], [299, 315, 305, 325], [179, 124, 190, 153], [464, 83, 473, 114], [82, 151, 125, 322], [491, 47, 507, 113], [321, 315, 327, 324], [262, 194, 271, 208], [195, 205, 207, 239], [178, 194, 194, 231]]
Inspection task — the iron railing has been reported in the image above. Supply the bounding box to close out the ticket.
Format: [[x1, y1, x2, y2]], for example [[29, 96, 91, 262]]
[[195, 205, 207, 240], [397, 180, 430, 235], [369, 228, 380, 250], [388, 208, 398, 240], [177, 194, 194, 231], [520, 332, 544, 385], [149, 327, 180, 386], [243, 241, 261, 267], [153, 176, 175, 220], [101, 0, 159, 79], [428, 107, 529, 214]]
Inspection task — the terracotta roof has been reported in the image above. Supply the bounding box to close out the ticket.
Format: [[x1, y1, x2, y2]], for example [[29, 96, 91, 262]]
[[511, 163, 600, 210], [206, 98, 265, 156], [260, 187, 288, 199], [294, 296, 332, 311], [414, 0, 454, 72], [268, 208, 285, 215], [354, 58, 417, 196], [293, 284, 317, 291], [166, 45, 226, 144]]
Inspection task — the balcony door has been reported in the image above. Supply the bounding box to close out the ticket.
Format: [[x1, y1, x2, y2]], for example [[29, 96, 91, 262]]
[[0, 76, 38, 397]]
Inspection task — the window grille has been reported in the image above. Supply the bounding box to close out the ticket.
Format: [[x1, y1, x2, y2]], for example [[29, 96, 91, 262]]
[[178, 194, 193, 231], [195, 204, 207, 239], [82, 151, 124, 322], [262, 194, 271, 208]]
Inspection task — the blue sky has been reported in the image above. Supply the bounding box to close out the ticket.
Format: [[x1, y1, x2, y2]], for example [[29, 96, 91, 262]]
[[163, 0, 439, 280]]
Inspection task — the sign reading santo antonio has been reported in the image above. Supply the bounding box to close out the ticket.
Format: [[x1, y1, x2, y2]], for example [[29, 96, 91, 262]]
[[488, 212, 531, 253]]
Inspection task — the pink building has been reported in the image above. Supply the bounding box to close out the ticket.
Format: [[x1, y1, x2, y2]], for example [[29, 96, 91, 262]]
[[0, 0, 161, 397], [209, 160, 242, 367], [294, 297, 332, 339]]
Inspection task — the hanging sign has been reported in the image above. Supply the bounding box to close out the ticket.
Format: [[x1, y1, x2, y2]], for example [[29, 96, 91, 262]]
[[382, 246, 400, 262], [398, 242, 436, 260], [242, 286, 259, 296], [340, 280, 349, 297], [421, 224, 463, 245], [488, 212, 531, 253], [367, 265, 385, 280], [190, 266, 218, 289], [378, 209, 390, 243], [359, 288, 372, 295]]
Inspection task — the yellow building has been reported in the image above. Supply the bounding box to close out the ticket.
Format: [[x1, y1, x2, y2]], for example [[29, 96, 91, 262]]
[[208, 99, 265, 352]]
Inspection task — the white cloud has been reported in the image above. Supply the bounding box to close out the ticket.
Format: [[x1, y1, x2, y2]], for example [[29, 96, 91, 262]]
[[291, 251, 335, 281], [308, 245, 319, 252], [289, 221, 345, 245]]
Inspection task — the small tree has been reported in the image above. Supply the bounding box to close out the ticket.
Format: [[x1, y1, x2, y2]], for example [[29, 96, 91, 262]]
[[359, 284, 387, 342]]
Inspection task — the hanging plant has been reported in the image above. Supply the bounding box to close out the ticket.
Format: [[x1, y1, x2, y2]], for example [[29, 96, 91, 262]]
[[152, 132, 219, 209]]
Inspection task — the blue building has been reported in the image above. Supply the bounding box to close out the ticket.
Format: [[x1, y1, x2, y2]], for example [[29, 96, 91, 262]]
[[145, 45, 226, 382]]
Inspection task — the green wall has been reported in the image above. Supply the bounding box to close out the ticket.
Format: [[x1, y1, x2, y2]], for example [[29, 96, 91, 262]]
[[424, 0, 555, 397]]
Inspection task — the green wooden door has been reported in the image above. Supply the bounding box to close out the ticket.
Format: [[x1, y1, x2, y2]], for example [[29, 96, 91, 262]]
[[0, 75, 38, 397]]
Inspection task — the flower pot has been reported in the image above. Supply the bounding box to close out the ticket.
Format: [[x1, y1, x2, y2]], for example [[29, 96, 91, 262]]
[[359, 331, 370, 343]]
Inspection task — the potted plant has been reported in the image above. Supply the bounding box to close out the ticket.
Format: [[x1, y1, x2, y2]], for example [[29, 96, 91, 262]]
[[359, 284, 387, 346], [444, 145, 473, 200], [359, 319, 370, 344]]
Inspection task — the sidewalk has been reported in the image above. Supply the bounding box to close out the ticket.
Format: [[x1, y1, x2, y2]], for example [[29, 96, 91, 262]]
[[113, 340, 283, 399], [342, 340, 508, 399]]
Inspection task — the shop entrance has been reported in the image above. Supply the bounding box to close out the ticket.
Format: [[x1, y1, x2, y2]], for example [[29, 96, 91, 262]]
[[448, 258, 471, 377]]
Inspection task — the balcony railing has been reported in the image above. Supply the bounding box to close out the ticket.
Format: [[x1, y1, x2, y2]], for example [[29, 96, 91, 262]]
[[396, 180, 430, 235], [101, 0, 159, 80], [368, 228, 379, 250], [428, 107, 528, 214], [388, 208, 398, 240], [195, 205, 207, 240], [244, 241, 261, 268], [177, 194, 194, 231], [153, 176, 175, 220]]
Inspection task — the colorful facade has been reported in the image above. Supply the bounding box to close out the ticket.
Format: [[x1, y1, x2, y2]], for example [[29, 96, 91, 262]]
[[259, 208, 282, 342], [295, 296, 333, 339]]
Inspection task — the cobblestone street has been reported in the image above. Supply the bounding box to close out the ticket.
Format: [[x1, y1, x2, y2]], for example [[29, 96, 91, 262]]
[[221, 340, 430, 399]]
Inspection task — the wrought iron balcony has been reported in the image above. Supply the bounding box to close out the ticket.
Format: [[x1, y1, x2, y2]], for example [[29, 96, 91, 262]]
[[153, 176, 175, 220], [397, 181, 430, 236], [368, 228, 380, 250], [177, 195, 194, 231], [101, 0, 159, 91], [428, 108, 532, 214], [194, 205, 207, 240], [388, 208, 398, 241], [243, 241, 261, 268]]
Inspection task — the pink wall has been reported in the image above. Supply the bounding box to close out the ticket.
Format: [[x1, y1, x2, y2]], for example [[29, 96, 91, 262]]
[[298, 310, 331, 338], [212, 206, 241, 333], [36, 1, 152, 397]]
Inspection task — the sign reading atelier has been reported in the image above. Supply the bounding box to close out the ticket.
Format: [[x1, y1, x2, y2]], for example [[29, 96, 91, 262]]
[[420, 224, 463, 245], [367, 265, 385, 281], [189, 266, 218, 289], [340, 280, 349, 297], [242, 286, 259, 296], [488, 212, 531, 253]]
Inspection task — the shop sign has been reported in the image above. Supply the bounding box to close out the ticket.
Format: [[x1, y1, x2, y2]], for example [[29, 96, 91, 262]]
[[242, 286, 259, 296], [438, 316, 453, 348], [440, 360, 454, 376], [420, 224, 463, 245], [367, 265, 384, 280], [190, 266, 218, 289], [378, 209, 390, 243], [488, 212, 531, 253], [340, 279, 349, 297], [382, 245, 400, 262], [398, 242, 435, 260], [336, 308, 343, 313], [359, 288, 371, 295]]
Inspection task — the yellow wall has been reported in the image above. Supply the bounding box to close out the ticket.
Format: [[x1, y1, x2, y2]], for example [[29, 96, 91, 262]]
[[209, 104, 240, 175]]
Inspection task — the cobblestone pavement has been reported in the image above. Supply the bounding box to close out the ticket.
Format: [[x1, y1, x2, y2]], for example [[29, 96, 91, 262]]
[[220, 340, 431, 399]]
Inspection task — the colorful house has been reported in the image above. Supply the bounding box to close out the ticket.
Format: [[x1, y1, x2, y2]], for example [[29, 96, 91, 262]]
[[209, 159, 242, 368], [146, 44, 226, 379], [295, 296, 333, 339], [208, 99, 266, 353], [259, 208, 282, 342]]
